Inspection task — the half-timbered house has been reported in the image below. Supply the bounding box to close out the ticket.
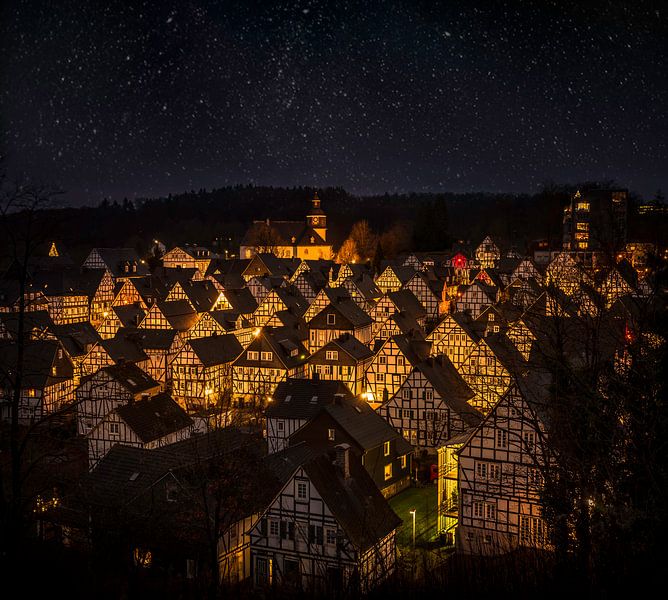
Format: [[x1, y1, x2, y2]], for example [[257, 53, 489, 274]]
[[308, 334, 374, 395], [374, 265, 416, 294], [266, 378, 355, 454], [290, 398, 414, 498], [232, 327, 309, 406], [363, 333, 430, 408], [379, 356, 482, 450], [171, 334, 243, 413], [307, 298, 373, 352], [249, 444, 400, 593], [0, 339, 75, 423], [458, 334, 527, 414], [456, 375, 550, 555], [426, 312, 480, 367], [87, 392, 194, 468], [76, 362, 161, 436], [455, 281, 499, 319]]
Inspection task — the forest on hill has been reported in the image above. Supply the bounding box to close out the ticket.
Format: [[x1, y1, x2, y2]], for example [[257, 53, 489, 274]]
[[1, 182, 665, 264]]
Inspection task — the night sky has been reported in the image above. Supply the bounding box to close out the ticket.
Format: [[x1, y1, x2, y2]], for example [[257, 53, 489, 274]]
[[1, 1, 666, 204]]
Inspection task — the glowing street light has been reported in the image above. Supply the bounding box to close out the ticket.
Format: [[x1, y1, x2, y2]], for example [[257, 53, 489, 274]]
[[409, 509, 416, 548]]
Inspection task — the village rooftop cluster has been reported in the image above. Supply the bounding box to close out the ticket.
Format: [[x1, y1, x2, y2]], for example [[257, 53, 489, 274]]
[[0, 189, 664, 594]]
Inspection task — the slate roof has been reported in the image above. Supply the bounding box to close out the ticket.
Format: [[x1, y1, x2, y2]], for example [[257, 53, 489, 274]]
[[391, 332, 431, 366], [0, 339, 73, 389], [322, 400, 414, 455], [234, 327, 310, 369], [388, 289, 427, 319], [52, 322, 102, 357], [91, 248, 149, 277], [303, 454, 402, 552], [188, 334, 243, 367], [101, 335, 149, 364], [414, 358, 482, 428], [222, 287, 258, 314], [116, 392, 193, 443], [158, 299, 199, 331], [310, 298, 373, 329], [116, 327, 178, 351], [316, 333, 374, 362], [267, 378, 355, 420], [98, 362, 159, 394], [112, 304, 145, 327], [242, 222, 328, 249]]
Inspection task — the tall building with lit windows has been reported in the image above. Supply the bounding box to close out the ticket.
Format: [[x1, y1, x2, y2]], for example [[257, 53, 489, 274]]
[[562, 189, 627, 253]]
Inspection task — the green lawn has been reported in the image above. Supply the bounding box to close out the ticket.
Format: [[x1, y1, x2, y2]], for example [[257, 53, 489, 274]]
[[389, 484, 439, 548]]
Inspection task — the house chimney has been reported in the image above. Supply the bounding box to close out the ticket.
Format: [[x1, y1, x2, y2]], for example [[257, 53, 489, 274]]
[[333, 393, 345, 406], [335, 443, 351, 479]]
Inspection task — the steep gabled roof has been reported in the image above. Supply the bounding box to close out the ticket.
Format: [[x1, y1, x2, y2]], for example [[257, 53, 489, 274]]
[[387, 289, 426, 319], [52, 322, 102, 357], [304, 455, 402, 551], [188, 334, 244, 367], [414, 358, 482, 427], [116, 392, 193, 444], [98, 362, 158, 394], [322, 401, 413, 454], [267, 378, 354, 420]]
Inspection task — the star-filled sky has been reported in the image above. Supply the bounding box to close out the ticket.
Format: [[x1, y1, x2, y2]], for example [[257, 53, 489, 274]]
[[1, 0, 666, 204]]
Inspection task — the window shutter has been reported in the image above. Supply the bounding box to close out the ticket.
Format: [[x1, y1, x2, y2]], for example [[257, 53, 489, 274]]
[[280, 521, 286, 539], [288, 522, 295, 540], [260, 518, 267, 536], [308, 525, 315, 543]]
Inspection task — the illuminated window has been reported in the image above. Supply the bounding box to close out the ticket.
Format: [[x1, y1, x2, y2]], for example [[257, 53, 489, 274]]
[[247, 350, 259, 361], [576, 202, 590, 211], [576, 222, 589, 231], [383, 441, 391, 456], [400, 455, 407, 469], [384, 463, 392, 480], [325, 350, 338, 361], [328, 428, 336, 441]]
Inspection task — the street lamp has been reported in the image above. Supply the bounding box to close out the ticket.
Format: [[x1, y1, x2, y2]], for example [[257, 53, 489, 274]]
[[409, 509, 416, 548]]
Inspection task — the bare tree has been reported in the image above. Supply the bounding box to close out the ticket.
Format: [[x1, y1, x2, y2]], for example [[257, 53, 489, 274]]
[[0, 176, 72, 567]]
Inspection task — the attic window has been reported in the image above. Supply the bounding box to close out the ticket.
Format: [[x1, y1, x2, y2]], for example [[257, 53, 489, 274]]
[[285, 395, 292, 403], [310, 396, 318, 404], [129, 472, 140, 482], [291, 236, 296, 244], [327, 314, 336, 325]]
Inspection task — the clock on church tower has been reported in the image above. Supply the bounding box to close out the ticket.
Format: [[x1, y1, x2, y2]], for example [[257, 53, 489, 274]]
[[306, 192, 327, 241]]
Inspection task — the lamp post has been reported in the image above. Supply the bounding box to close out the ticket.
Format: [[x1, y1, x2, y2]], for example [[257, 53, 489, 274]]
[[409, 509, 416, 548]]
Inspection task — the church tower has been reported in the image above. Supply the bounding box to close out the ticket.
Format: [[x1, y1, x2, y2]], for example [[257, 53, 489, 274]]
[[306, 191, 327, 241]]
